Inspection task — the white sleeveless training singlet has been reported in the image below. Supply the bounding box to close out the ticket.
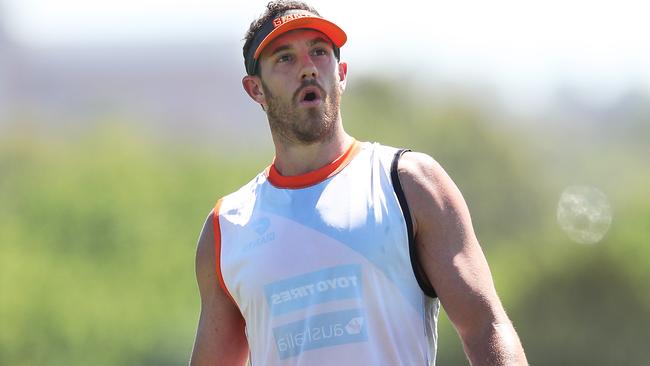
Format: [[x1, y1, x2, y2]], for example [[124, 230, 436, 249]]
[[213, 141, 440, 365]]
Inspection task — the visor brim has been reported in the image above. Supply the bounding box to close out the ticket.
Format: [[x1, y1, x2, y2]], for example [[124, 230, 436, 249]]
[[253, 16, 347, 59]]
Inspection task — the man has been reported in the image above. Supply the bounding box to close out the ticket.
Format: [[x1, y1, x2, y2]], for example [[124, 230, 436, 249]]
[[190, 1, 528, 365]]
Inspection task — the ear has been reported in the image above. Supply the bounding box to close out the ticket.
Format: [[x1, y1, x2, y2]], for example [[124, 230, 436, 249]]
[[337, 62, 348, 93], [242, 75, 266, 107]]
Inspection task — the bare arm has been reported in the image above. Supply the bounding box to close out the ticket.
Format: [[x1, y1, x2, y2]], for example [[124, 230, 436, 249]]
[[398, 152, 527, 366], [189, 211, 249, 366]]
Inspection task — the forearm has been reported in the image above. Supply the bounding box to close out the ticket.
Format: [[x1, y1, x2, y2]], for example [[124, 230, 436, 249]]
[[462, 321, 528, 366]]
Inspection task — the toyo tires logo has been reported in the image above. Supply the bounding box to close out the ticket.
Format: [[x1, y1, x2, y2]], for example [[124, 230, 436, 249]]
[[264, 264, 363, 316]]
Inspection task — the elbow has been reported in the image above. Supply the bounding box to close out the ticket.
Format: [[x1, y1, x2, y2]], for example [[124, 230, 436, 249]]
[[462, 321, 528, 366]]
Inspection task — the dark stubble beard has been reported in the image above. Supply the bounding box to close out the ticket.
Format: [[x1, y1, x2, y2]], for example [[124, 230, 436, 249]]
[[262, 78, 341, 145]]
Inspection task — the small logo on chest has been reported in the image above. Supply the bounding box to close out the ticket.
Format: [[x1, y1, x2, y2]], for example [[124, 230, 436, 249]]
[[252, 217, 271, 235], [243, 217, 276, 252]]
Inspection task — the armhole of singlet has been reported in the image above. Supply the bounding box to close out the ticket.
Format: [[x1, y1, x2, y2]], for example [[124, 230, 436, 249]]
[[390, 149, 438, 298], [212, 198, 237, 304]]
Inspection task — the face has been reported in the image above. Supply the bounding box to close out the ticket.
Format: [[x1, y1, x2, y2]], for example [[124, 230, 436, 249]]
[[243, 29, 348, 145]]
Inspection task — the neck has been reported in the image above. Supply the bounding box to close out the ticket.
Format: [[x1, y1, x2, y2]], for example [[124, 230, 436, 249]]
[[272, 126, 354, 176]]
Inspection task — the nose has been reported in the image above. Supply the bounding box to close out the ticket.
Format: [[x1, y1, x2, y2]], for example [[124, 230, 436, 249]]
[[300, 54, 318, 80]]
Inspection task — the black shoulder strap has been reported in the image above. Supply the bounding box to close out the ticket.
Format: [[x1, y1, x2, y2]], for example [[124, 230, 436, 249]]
[[390, 149, 437, 298]]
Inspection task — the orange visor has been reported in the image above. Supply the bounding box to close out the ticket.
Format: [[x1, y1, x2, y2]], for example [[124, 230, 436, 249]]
[[244, 9, 347, 75]]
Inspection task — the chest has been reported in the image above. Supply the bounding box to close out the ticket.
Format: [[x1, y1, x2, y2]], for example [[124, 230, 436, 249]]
[[219, 160, 408, 309]]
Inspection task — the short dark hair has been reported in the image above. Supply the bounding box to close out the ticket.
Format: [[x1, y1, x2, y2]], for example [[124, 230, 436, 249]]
[[243, 1, 321, 75]]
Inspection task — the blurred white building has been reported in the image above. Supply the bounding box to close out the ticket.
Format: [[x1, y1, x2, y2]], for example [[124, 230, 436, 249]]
[[0, 5, 261, 141]]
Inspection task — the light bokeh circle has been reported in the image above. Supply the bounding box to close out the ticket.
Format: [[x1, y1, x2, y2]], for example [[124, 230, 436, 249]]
[[557, 185, 612, 245]]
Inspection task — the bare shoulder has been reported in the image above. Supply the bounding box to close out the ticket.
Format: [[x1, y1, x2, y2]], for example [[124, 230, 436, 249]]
[[195, 210, 217, 291], [396, 150, 440, 174], [396, 151, 468, 235], [397, 151, 460, 200]]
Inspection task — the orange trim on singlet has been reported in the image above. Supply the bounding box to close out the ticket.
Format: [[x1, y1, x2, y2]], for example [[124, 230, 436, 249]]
[[266, 140, 362, 189], [212, 198, 236, 304]]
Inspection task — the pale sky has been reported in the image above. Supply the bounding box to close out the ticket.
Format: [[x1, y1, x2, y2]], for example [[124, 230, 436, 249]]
[[3, 0, 650, 108]]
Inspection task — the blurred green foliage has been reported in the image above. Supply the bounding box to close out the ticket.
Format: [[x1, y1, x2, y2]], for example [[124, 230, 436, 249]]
[[1, 79, 649, 365], [0, 122, 263, 365]]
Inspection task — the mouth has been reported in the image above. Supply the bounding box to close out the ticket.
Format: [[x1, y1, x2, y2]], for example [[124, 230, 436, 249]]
[[297, 86, 323, 107]]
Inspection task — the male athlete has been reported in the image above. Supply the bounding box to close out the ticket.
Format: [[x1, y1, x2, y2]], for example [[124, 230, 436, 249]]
[[190, 1, 528, 365]]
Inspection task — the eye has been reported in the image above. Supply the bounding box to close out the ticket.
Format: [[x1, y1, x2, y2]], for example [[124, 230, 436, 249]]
[[312, 48, 328, 56], [277, 54, 292, 63]]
